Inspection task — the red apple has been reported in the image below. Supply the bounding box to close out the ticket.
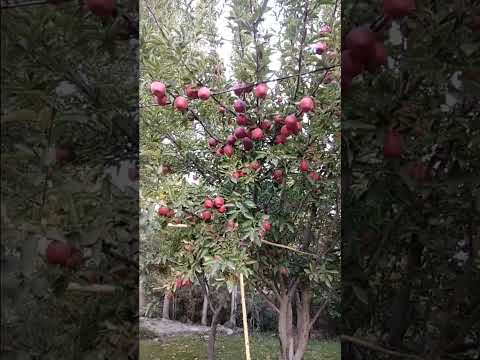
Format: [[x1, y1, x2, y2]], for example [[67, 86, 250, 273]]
[[56, 144, 74, 165], [157, 206, 171, 217], [243, 137, 254, 151], [214, 197, 225, 208], [174, 97, 188, 112], [46, 241, 72, 265], [218, 205, 227, 213], [236, 114, 249, 126], [150, 81, 166, 97], [155, 95, 169, 106], [300, 159, 309, 172], [342, 50, 364, 78], [201, 210, 213, 221], [280, 125, 291, 137], [233, 82, 247, 96], [275, 134, 287, 145], [224, 144, 235, 157], [234, 99, 246, 113], [234, 127, 248, 139], [383, 129, 404, 158], [251, 128, 264, 141], [198, 87, 211, 100], [274, 114, 284, 126], [86, 0, 116, 17], [383, 0, 416, 19], [260, 120, 272, 131], [299, 96, 315, 113], [254, 83, 268, 98], [345, 26, 376, 63], [285, 114, 298, 131], [367, 41, 388, 72], [204, 199, 214, 209], [185, 84, 198, 99], [249, 160, 262, 171], [293, 120, 303, 135], [309, 171, 321, 182], [208, 138, 219, 148], [314, 41, 328, 55], [226, 135, 237, 145], [262, 220, 272, 232]]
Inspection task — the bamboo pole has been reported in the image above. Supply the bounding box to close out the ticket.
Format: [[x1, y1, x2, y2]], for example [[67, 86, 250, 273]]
[[239, 274, 252, 360]]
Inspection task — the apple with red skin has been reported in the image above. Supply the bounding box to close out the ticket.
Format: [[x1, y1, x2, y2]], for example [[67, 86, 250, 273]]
[[300, 159, 309, 172], [226, 135, 237, 145], [285, 114, 298, 131], [236, 114, 249, 126], [251, 128, 264, 141], [273, 169, 284, 184], [175, 278, 183, 288], [342, 50, 365, 78], [309, 171, 321, 182], [214, 197, 225, 208], [367, 41, 388, 72], [384, 129, 404, 158], [218, 205, 227, 213], [280, 126, 291, 138], [161, 164, 172, 175], [155, 95, 169, 106], [218, 106, 226, 113], [233, 82, 247, 96], [254, 83, 268, 98], [249, 160, 262, 171], [86, 0, 116, 17], [293, 121, 303, 135], [234, 127, 248, 139], [262, 220, 272, 232], [46, 241, 72, 265], [243, 137, 254, 151], [185, 84, 198, 99], [224, 144, 235, 157], [299, 96, 315, 113], [275, 134, 287, 145], [56, 144, 75, 165], [234, 99, 246, 113], [407, 161, 431, 181], [314, 41, 328, 55], [383, 0, 416, 19], [157, 206, 171, 217], [260, 120, 272, 131], [320, 25, 332, 33], [150, 81, 166, 97], [345, 26, 376, 63], [204, 199, 214, 209], [201, 210, 213, 222], [174, 97, 188, 112], [182, 279, 193, 287], [274, 114, 284, 126], [208, 138, 219, 148], [232, 170, 247, 180], [198, 87, 211, 100]]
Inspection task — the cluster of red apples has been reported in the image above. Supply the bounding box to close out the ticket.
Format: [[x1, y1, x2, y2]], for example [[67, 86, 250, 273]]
[[201, 196, 227, 222], [342, 0, 417, 91], [150, 79, 316, 154]]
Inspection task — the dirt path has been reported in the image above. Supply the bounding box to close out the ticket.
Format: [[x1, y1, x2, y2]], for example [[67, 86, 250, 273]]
[[140, 317, 238, 338]]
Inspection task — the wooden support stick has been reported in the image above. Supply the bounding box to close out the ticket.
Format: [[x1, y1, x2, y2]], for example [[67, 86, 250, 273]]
[[239, 274, 252, 360]]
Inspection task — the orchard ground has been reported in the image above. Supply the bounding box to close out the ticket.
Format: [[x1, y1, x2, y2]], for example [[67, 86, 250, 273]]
[[140, 335, 340, 360]]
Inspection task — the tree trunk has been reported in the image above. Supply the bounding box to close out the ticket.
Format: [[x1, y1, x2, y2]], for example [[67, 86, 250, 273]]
[[278, 292, 294, 360], [201, 294, 209, 326], [207, 306, 222, 360], [230, 285, 237, 326], [162, 293, 171, 320], [293, 290, 312, 360]]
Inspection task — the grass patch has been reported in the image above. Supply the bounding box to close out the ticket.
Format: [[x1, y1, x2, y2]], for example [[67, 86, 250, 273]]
[[140, 334, 340, 360]]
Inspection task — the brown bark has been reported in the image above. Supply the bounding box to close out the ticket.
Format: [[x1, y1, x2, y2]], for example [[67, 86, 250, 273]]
[[201, 294, 209, 326], [162, 293, 170, 320], [207, 306, 223, 360]]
